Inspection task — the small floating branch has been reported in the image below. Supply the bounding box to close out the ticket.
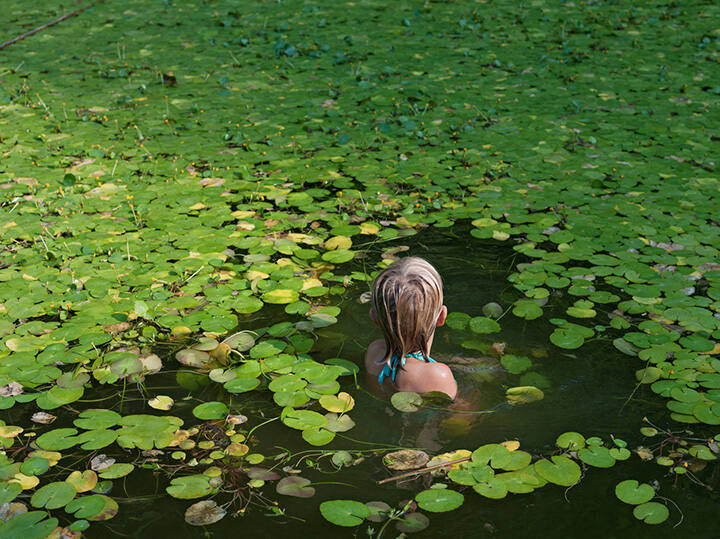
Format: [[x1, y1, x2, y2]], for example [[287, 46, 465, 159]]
[[377, 456, 471, 485], [1, 2, 105, 51]]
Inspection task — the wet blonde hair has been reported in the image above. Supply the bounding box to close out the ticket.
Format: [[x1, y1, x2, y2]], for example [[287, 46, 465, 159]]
[[371, 257, 444, 363]]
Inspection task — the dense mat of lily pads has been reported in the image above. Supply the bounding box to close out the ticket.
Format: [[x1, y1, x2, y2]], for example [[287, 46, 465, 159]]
[[0, 0, 719, 536]]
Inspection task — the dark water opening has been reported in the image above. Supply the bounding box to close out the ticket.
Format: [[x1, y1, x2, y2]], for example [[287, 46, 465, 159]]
[[77, 225, 717, 538]]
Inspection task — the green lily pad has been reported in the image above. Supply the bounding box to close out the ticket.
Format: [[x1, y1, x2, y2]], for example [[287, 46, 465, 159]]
[[276, 476, 315, 498], [319, 500, 370, 526], [31, 481, 76, 510], [534, 456, 581, 486], [166, 475, 215, 499], [469, 316, 501, 334], [415, 489, 464, 512], [192, 401, 229, 420], [615, 480, 655, 505], [391, 391, 423, 412], [633, 502, 669, 524], [578, 446, 616, 468]]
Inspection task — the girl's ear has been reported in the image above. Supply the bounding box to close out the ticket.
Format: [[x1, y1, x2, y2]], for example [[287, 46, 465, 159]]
[[369, 307, 378, 326], [436, 305, 448, 327]]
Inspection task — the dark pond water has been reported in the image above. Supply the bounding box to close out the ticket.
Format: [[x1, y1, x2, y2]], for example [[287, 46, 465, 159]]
[[76, 226, 718, 538]]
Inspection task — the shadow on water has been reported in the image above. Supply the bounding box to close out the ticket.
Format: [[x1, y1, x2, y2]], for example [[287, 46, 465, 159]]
[[85, 225, 717, 538]]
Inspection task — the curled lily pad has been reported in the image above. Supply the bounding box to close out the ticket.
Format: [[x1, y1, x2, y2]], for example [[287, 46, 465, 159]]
[[319, 392, 354, 413], [184, 500, 227, 526], [319, 500, 369, 527], [391, 392, 423, 412], [506, 386, 544, 405]]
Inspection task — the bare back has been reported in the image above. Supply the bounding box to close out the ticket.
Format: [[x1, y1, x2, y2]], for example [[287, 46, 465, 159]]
[[365, 339, 458, 400]]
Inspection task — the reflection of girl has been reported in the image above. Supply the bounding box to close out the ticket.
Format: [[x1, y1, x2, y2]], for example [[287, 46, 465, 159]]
[[364, 257, 458, 399]]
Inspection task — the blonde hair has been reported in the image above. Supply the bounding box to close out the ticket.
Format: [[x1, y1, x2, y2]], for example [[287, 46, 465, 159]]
[[371, 257, 444, 363]]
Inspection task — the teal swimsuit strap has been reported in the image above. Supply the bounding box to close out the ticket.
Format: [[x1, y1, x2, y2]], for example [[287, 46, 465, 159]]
[[378, 352, 437, 384]]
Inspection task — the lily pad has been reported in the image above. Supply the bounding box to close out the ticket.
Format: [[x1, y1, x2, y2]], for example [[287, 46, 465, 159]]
[[184, 500, 226, 526], [633, 502, 669, 524], [534, 456, 581, 487], [415, 489, 464, 512], [319, 500, 370, 527], [390, 391, 423, 412], [615, 480, 655, 505]]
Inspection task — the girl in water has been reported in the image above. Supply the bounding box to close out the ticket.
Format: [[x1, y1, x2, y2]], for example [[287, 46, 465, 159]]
[[364, 257, 458, 400]]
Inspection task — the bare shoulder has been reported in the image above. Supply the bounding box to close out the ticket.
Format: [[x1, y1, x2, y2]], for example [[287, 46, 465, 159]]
[[364, 339, 387, 376], [397, 359, 457, 400]]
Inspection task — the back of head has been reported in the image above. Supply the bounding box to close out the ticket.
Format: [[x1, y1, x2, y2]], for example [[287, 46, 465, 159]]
[[371, 257, 443, 361]]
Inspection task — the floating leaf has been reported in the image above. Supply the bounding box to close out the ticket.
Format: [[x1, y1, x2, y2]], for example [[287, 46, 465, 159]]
[[184, 500, 226, 526], [615, 480, 655, 505], [534, 456, 581, 487], [469, 316, 501, 334], [276, 476, 315, 498], [390, 391, 423, 412], [633, 502, 669, 524], [192, 401, 229, 420], [506, 386, 544, 405], [31, 482, 76, 510], [319, 392, 355, 413], [415, 489, 464, 512], [166, 475, 215, 499], [319, 500, 370, 527], [148, 395, 174, 410]]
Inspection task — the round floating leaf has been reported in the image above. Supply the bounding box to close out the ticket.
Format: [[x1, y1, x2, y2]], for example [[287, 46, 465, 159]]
[[0, 511, 59, 538], [415, 489, 464, 513], [166, 475, 215, 499], [472, 478, 508, 499], [391, 391, 423, 412], [534, 456, 581, 487], [550, 328, 585, 349], [578, 446, 616, 468], [36, 428, 79, 451], [556, 431, 586, 450], [97, 463, 134, 479], [615, 480, 655, 505], [482, 302, 504, 319], [20, 457, 49, 477], [445, 312, 470, 331], [65, 495, 106, 518], [148, 395, 174, 411], [321, 249, 355, 264], [302, 427, 335, 446], [365, 501, 391, 523], [192, 401, 229, 420], [324, 358, 359, 376], [633, 502, 669, 524], [500, 355, 532, 375], [512, 299, 543, 320], [506, 386, 544, 405], [74, 409, 122, 430], [324, 413, 356, 433], [76, 429, 118, 450], [469, 316, 501, 334], [224, 376, 261, 393], [84, 495, 118, 521], [395, 512, 430, 533], [319, 392, 355, 413], [276, 476, 315, 498], [319, 500, 370, 527], [66, 470, 98, 493], [36, 387, 84, 410], [184, 500, 227, 526], [472, 444, 511, 468], [281, 408, 327, 430], [31, 481, 76, 510], [262, 289, 300, 304]]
